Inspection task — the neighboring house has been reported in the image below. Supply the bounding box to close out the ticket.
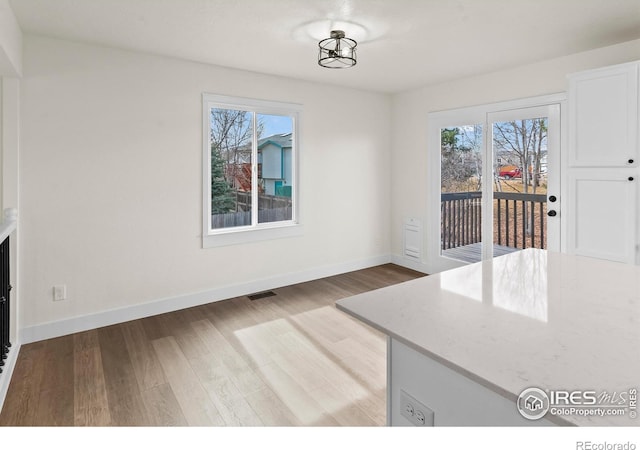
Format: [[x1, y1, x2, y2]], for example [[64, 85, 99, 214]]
[[539, 154, 548, 174], [258, 133, 293, 197], [222, 133, 293, 198], [496, 151, 548, 175]]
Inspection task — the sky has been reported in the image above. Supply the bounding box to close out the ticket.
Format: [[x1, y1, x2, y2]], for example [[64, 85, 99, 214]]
[[209, 108, 292, 140], [260, 114, 293, 137]]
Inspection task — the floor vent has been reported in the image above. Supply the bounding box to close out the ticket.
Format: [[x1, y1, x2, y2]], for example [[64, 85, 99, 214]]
[[248, 290, 277, 301]]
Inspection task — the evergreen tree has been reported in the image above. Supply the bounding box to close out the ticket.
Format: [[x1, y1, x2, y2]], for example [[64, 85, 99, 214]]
[[211, 146, 236, 214]]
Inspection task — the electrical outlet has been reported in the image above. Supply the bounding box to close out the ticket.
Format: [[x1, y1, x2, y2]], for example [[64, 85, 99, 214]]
[[53, 285, 66, 301], [400, 389, 434, 426]]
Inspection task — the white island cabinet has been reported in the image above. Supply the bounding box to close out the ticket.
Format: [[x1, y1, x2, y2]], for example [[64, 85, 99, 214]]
[[336, 249, 640, 426]]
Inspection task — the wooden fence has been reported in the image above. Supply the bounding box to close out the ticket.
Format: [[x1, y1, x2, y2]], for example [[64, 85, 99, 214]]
[[212, 191, 293, 229], [212, 207, 292, 228], [234, 191, 292, 211]]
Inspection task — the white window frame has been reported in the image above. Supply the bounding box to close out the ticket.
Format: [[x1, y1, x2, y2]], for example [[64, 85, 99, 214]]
[[202, 93, 303, 248]]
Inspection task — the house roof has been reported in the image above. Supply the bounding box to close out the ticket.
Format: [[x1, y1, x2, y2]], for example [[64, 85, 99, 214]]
[[258, 133, 292, 151]]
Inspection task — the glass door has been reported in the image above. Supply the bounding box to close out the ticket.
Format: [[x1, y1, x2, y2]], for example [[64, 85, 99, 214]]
[[430, 102, 561, 272], [487, 104, 560, 259], [439, 124, 484, 264]]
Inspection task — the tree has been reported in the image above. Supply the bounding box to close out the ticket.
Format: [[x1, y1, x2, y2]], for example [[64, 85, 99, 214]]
[[209, 109, 266, 207], [210, 146, 236, 214], [210, 109, 253, 193], [440, 126, 482, 192], [493, 118, 548, 238], [493, 118, 547, 194]]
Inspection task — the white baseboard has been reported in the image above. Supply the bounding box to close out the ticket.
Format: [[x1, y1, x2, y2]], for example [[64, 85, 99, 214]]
[[20, 254, 392, 344], [390, 254, 430, 274], [0, 340, 21, 413]]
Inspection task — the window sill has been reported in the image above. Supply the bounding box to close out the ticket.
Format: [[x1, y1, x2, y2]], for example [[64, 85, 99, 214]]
[[202, 223, 304, 248]]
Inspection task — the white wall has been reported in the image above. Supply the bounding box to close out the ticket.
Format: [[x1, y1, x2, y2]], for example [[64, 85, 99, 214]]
[[390, 39, 640, 271], [0, 0, 23, 214], [0, 0, 22, 400], [0, 0, 22, 76], [19, 35, 391, 331], [19, 33, 640, 334]]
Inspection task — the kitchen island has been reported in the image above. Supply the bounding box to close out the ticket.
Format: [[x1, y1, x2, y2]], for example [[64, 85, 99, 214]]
[[336, 249, 639, 426]]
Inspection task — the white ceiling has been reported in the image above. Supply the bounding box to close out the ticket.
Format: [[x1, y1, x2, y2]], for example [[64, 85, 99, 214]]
[[9, 0, 640, 93]]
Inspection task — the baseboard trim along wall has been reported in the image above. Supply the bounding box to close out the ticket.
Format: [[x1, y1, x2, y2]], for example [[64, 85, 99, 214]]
[[390, 254, 430, 274], [20, 254, 393, 345], [0, 340, 21, 413]]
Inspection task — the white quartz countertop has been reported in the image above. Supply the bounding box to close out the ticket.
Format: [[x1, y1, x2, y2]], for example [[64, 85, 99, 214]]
[[336, 249, 640, 426]]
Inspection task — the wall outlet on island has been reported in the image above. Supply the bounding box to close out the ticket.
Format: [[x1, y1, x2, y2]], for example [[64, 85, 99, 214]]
[[53, 284, 67, 301], [400, 389, 434, 426]]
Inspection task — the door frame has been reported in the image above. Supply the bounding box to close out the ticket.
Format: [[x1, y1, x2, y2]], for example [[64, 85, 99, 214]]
[[426, 94, 567, 274]]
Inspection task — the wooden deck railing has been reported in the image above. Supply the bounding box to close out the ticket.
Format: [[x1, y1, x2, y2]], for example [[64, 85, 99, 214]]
[[441, 192, 482, 250], [494, 192, 547, 250], [441, 191, 547, 251]]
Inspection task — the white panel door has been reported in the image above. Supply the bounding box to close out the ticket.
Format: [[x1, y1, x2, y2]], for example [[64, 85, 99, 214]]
[[567, 170, 637, 264], [569, 62, 639, 168]]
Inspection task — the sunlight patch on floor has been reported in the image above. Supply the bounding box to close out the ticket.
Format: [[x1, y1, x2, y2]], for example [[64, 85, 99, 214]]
[[234, 306, 385, 425]]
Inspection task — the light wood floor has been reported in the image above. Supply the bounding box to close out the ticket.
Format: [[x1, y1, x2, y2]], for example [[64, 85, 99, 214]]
[[0, 264, 424, 426]]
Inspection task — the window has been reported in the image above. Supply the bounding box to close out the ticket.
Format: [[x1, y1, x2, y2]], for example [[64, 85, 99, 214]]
[[202, 94, 302, 247]]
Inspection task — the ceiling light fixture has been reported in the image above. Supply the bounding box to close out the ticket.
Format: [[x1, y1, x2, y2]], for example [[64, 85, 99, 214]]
[[318, 30, 357, 69]]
